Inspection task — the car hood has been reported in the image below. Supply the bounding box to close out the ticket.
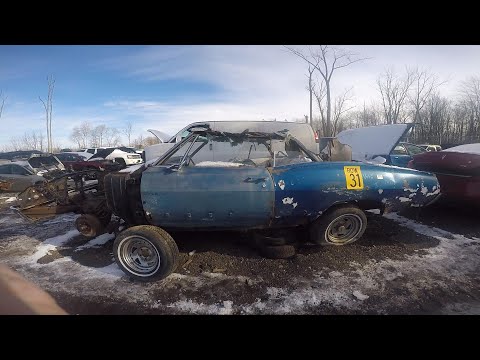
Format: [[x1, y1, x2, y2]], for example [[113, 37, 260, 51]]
[[27, 155, 65, 173], [147, 129, 172, 143], [336, 123, 414, 161]]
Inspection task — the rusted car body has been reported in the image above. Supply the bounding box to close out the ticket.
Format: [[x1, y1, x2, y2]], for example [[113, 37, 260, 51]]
[[96, 127, 440, 281], [408, 144, 480, 202]]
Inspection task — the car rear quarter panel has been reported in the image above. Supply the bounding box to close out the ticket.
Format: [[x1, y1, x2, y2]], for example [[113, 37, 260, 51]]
[[270, 162, 440, 226]]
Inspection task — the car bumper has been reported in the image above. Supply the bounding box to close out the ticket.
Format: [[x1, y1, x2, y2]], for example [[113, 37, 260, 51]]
[[125, 158, 143, 166]]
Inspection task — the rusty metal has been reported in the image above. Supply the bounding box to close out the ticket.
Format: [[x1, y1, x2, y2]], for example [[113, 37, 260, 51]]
[[0, 179, 13, 191], [15, 169, 107, 221]]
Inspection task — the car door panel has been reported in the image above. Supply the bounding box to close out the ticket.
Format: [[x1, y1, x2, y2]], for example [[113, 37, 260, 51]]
[[141, 166, 275, 228]]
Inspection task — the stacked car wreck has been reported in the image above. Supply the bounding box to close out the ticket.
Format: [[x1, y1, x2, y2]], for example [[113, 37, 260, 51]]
[[12, 122, 441, 282]]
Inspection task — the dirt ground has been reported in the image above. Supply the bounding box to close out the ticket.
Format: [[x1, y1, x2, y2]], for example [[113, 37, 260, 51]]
[[0, 193, 479, 315]]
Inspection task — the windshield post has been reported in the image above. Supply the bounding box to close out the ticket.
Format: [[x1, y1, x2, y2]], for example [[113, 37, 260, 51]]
[[178, 134, 200, 170]]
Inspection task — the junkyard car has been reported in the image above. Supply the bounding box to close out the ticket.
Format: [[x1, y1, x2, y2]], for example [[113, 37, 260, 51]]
[[0, 162, 45, 192], [55, 152, 123, 172], [94, 127, 441, 281], [25, 154, 65, 178], [408, 143, 480, 202], [80, 147, 143, 166]]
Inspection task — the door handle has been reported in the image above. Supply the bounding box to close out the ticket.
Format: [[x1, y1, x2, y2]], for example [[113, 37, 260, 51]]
[[244, 177, 267, 183]]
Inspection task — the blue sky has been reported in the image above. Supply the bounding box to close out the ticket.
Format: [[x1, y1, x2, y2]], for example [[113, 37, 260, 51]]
[[1, 45, 480, 149]]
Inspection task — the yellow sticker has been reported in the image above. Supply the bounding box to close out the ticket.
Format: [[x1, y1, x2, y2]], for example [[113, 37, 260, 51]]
[[344, 166, 364, 190]]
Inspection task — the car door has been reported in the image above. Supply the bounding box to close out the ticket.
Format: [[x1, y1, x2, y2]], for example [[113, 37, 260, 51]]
[[141, 134, 275, 229], [0, 164, 34, 192]]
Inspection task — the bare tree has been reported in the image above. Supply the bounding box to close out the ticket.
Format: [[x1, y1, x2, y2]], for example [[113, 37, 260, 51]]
[[70, 127, 83, 149], [459, 76, 480, 142], [22, 131, 45, 151], [39, 75, 55, 153], [132, 134, 159, 148], [332, 87, 355, 135], [0, 91, 6, 121], [71, 121, 92, 149], [123, 121, 133, 146], [9, 137, 22, 151], [377, 67, 416, 124], [409, 68, 446, 142], [312, 79, 327, 136], [105, 128, 121, 147], [285, 45, 368, 136], [91, 125, 108, 147]]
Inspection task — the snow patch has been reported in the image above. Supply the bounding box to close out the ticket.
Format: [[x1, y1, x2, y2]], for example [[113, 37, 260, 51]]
[[74, 232, 115, 252], [353, 291, 369, 301], [27, 229, 80, 263], [166, 300, 234, 315], [5, 197, 16, 203]]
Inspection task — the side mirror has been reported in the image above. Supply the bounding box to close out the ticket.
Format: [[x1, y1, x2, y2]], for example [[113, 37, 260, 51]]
[[372, 156, 387, 164]]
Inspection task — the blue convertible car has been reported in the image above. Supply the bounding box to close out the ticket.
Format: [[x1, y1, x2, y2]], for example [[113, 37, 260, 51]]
[[94, 126, 441, 281]]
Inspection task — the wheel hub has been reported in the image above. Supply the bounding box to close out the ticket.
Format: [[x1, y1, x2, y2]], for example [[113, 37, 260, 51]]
[[326, 214, 363, 245], [118, 236, 160, 275]]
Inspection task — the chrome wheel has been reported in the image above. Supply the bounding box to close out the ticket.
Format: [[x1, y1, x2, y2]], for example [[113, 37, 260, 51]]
[[117, 235, 160, 276], [325, 214, 363, 245]]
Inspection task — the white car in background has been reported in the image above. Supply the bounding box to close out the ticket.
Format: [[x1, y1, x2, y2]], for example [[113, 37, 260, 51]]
[[79, 147, 143, 166]]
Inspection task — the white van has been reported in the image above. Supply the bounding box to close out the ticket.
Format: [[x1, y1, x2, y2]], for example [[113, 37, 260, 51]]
[[145, 121, 317, 162]]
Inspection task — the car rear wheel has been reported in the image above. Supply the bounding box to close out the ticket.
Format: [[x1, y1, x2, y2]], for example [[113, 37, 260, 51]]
[[310, 205, 367, 246], [113, 225, 179, 282], [114, 158, 127, 168]]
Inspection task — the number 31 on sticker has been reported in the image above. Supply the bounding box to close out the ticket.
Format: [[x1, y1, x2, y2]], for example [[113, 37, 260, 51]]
[[344, 166, 364, 190]]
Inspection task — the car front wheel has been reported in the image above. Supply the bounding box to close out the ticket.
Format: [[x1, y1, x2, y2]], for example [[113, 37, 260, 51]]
[[113, 225, 179, 282], [310, 205, 367, 246]]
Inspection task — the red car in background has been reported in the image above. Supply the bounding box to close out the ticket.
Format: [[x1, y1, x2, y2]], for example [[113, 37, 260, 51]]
[[408, 143, 480, 202], [54, 152, 124, 172]]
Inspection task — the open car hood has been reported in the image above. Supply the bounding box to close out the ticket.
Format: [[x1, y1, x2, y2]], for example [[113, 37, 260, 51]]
[[147, 129, 172, 143], [336, 123, 414, 161]]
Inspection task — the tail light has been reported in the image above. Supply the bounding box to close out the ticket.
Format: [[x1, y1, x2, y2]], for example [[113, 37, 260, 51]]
[[407, 159, 414, 168]]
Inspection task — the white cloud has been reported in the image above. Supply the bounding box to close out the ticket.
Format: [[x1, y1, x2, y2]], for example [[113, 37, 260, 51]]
[[3, 45, 480, 149]]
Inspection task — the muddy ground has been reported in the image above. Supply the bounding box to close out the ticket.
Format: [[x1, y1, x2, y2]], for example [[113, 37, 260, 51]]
[[0, 193, 479, 315]]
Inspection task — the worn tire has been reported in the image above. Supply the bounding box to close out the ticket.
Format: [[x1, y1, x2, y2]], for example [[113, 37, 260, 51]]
[[114, 158, 127, 168], [75, 214, 104, 238], [259, 244, 296, 259], [113, 225, 178, 282], [310, 205, 367, 246], [254, 233, 287, 246]]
